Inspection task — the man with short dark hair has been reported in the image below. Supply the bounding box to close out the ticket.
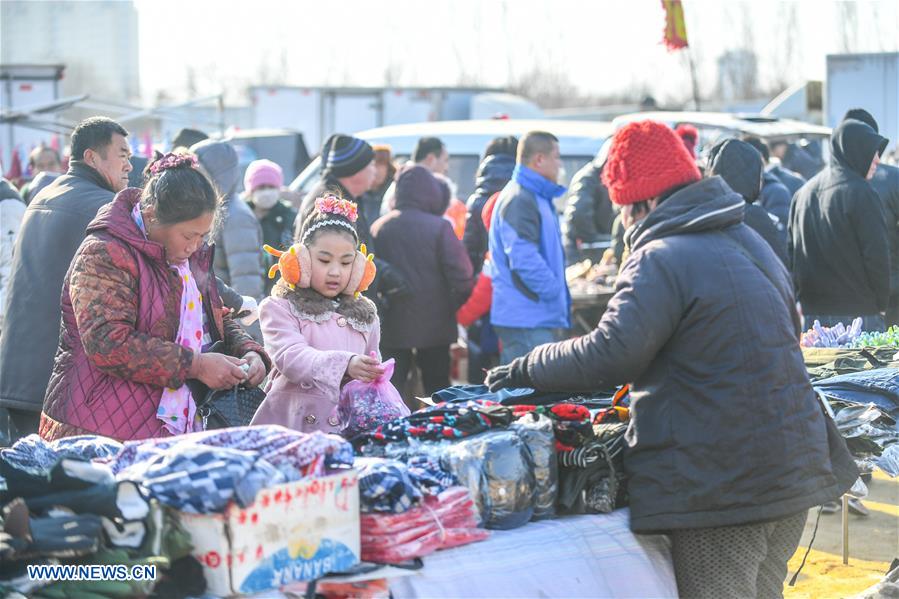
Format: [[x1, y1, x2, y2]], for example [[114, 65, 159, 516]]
[[843, 108, 899, 325], [489, 130, 569, 363], [0, 116, 131, 441], [20, 146, 63, 205], [411, 136, 450, 175], [380, 136, 451, 216]]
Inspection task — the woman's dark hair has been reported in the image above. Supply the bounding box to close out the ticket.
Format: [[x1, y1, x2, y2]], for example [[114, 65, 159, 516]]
[[140, 152, 221, 226], [298, 190, 359, 246]]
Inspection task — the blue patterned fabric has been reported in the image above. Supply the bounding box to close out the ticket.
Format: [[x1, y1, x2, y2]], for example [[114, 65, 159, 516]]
[[356, 458, 422, 513], [137, 445, 285, 513], [1, 434, 123, 477]]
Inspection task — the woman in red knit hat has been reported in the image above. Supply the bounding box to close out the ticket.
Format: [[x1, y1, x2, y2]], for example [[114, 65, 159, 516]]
[[487, 120, 857, 598]]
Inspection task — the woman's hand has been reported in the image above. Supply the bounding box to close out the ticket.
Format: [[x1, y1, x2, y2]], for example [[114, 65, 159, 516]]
[[347, 354, 384, 384], [242, 351, 267, 387], [192, 353, 247, 390]]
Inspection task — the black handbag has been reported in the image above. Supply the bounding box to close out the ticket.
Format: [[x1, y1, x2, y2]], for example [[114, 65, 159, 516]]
[[186, 341, 267, 430], [196, 384, 266, 430]]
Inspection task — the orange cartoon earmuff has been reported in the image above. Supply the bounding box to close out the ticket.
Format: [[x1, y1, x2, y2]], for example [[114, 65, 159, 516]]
[[264, 242, 376, 298]]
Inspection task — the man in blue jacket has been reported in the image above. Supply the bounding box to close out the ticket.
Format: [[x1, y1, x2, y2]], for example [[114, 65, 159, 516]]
[[489, 131, 569, 363]]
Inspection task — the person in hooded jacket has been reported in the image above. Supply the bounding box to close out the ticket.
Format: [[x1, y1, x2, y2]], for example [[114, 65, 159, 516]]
[[191, 139, 265, 306], [463, 136, 518, 275], [842, 108, 899, 326], [371, 166, 474, 400], [708, 138, 788, 265], [40, 153, 270, 442], [561, 140, 616, 265], [743, 136, 794, 228], [485, 120, 857, 599], [788, 119, 890, 331], [1, 117, 132, 441]]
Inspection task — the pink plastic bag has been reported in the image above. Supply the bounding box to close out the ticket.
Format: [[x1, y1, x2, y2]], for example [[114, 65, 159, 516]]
[[338, 358, 410, 438]]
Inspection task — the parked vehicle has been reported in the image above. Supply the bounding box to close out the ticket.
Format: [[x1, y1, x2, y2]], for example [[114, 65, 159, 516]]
[[612, 111, 832, 174], [290, 119, 613, 201]]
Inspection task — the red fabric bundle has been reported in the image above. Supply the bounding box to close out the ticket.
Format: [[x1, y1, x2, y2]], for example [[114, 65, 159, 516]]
[[361, 486, 489, 563]]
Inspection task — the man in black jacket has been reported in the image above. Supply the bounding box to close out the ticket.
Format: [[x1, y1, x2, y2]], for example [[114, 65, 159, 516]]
[[561, 141, 616, 265], [788, 119, 890, 331], [0, 117, 131, 440], [708, 138, 788, 265], [842, 108, 899, 326], [462, 136, 517, 275], [487, 120, 856, 599]]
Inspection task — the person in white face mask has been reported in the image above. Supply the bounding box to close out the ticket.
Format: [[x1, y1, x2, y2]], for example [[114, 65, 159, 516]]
[[244, 159, 297, 294]]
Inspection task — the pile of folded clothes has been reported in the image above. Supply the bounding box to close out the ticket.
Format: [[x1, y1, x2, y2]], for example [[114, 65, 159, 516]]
[[0, 435, 200, 599], [355, 458, 488, 563], [0, 425, 355, 598]]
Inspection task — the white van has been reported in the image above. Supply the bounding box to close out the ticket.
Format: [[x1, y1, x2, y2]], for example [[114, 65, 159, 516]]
[[289, 119, 614, 200]]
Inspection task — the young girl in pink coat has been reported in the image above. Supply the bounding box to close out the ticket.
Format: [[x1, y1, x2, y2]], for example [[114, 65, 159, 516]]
[[251, 195, 383, 434]]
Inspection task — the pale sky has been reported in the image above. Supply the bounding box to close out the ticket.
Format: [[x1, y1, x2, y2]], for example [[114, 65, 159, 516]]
[[135, 0, 899, 106]]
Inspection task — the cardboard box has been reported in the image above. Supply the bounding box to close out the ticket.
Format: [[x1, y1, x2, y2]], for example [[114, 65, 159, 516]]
[[179, 470, 360, 596]]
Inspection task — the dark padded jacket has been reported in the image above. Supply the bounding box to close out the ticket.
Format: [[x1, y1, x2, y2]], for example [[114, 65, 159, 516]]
[[524, 177, 856, 532], [788, 120, 890, 316], [0, 162, 115, 413], [759, 170, 792, 229], [371, 166, 474, 348], [768, 164, 806, 197], [562, 160, 615, 256], [708, 138, 788, 265], [462, 153, 515, 274]]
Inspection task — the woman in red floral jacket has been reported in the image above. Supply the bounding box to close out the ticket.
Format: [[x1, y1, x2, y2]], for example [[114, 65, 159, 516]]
[[40, 153, 270, 441]]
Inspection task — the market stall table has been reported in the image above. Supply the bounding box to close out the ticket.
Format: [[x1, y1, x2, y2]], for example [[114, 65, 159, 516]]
[[388, 509, 676, 598]]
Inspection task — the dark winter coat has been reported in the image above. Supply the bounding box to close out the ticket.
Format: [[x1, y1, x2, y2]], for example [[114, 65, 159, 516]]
[[371, 166, 474, 349], [768, 164, 806, 197], [759, 170, 792, 228], [249, 199, 297, 295], [562, 160, 615, 258], [462, 153, 515, 274], [0, 162, 114, 415], [524, 177, 856, 532], [708, 139, 788, 265], [869, 163, 899, 291], [40, 189, 268, 442], [788, 120, 890, 316]]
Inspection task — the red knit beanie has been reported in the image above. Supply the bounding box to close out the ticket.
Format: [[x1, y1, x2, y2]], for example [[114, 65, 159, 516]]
[[602, 120, 702, 206]]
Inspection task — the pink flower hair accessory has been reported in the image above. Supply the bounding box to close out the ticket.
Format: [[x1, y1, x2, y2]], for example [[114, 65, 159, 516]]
[[315, 194, 358, 223], [150, 152, 199, 175]]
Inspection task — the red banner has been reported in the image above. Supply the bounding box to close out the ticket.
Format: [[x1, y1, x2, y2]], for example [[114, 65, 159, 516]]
[[661, 0, 689, 51]]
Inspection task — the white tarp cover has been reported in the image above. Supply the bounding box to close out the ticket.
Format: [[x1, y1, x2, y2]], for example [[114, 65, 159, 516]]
[[390, 509, 677, 598]]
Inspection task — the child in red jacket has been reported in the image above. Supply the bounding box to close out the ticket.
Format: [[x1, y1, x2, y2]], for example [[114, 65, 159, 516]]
[[457, 193, 500, 326]]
